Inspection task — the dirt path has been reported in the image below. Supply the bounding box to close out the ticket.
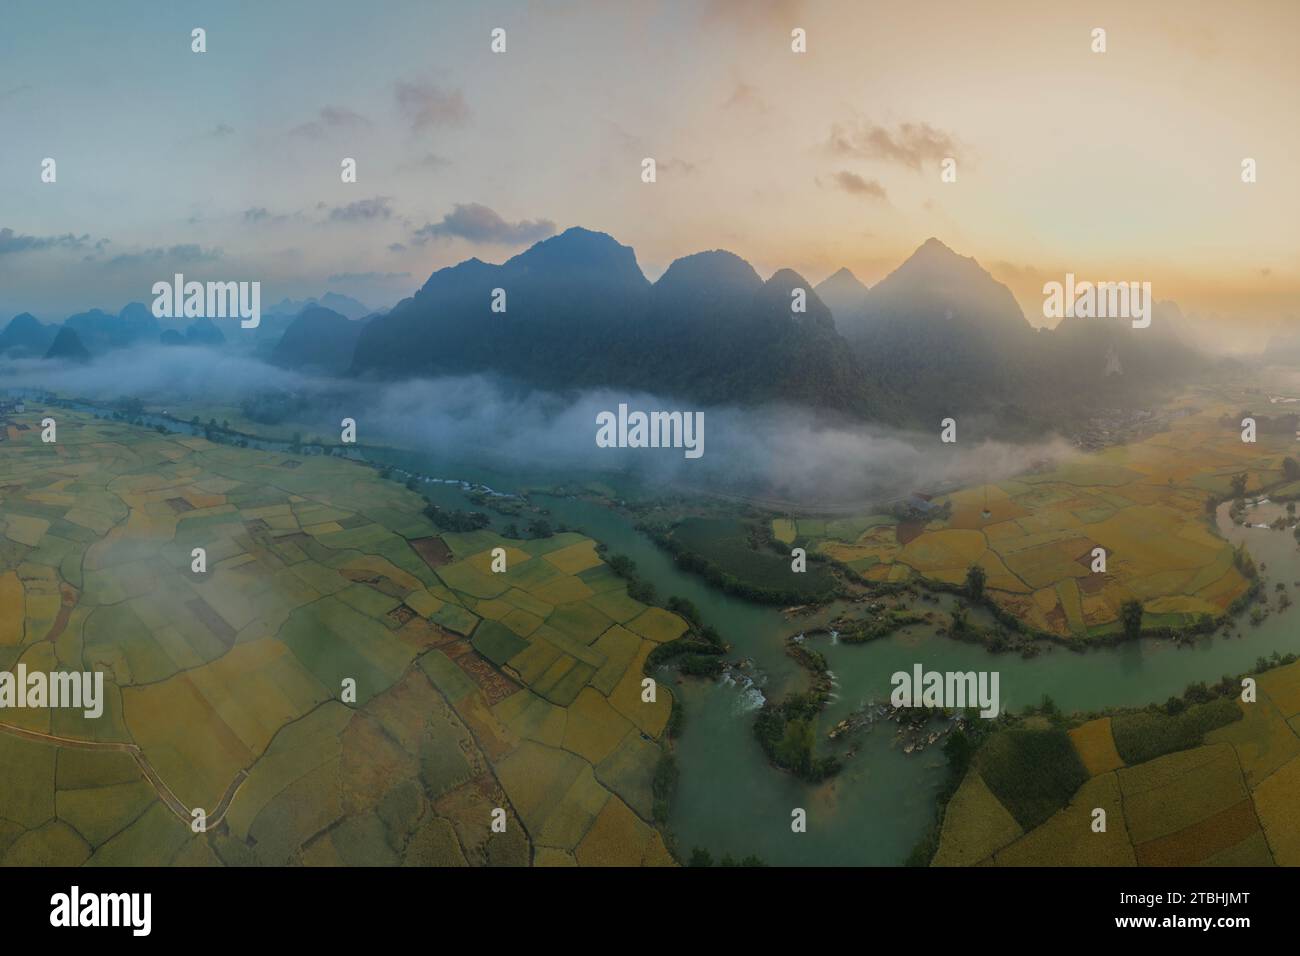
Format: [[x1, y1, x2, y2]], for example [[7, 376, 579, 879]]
[[0, 721, 247, 830]]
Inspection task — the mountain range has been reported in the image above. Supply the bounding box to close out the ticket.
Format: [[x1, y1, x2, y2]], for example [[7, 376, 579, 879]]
[[1, 229, 1209, 433]]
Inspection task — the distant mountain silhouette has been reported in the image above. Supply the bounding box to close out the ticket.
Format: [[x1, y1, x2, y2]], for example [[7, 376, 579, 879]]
[[64, 305, 160, 353], [185, 317, 226, 347], [352, 227, 887, 414], [815, 240, 1206, 430], [13, 229, 1207, 434], [838, 238, 1032, 416], [118, 302, 163, 342], [267, 293, 370, 321], [272, 306, 368, 374], [44, 327, 90, 362], [0, 313, 58, 357], [813, 267, 869, 327], [1041, 299, 1202, 405]]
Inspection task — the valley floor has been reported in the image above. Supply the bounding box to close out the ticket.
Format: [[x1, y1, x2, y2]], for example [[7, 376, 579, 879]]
[[0, 409, 678, 866]]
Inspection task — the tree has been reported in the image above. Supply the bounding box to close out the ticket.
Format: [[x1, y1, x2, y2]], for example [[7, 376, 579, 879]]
[[688, 848, 713, 867], [1230, 472, 1248, 498], [943, 728, 975, 775], [1285, 457, 1300, 481], [1121, 599, 1144, 639], [1233, 544, 1257, 579], [965, 564, 986, 600]]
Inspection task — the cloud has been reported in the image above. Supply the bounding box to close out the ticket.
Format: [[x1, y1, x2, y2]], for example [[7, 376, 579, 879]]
[[104, 244, 223, 269], [412, 203, 556, 246], [0, 84, 33, 102], [0, 227, 93, 256], [827, 120, 960, 171], [599, 122, 699, 176], [387, 242, 407, 253], [723, 80, 768, 112], [657, 157, 699, 175], [829, 171, 887, 200], [0, 346, 1070, 510], [601, 120, 644, 154], [327, 197, 393, 223], [289, 105, 372, 139], [395, 80, 469, 133], [328, 271, 411, 282], [178, 123, 235, 147]]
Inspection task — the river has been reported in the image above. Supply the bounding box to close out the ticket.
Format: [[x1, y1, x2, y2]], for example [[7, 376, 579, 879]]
[[57, 400, 1300, 865], [420, 465, 1300, 865]]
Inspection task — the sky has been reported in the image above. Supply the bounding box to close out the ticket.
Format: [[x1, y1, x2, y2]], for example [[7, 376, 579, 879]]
[[1, 0, 1296, 326]]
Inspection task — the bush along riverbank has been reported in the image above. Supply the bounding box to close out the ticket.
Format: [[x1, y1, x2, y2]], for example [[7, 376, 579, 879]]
[[746, 628, 842, 783], [637, 517, 843, 606]]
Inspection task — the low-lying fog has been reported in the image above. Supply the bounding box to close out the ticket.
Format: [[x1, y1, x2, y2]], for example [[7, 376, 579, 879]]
[[2, 346, 1075, 510]]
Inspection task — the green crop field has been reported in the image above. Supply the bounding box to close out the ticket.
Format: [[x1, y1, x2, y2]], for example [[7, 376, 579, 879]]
[[791, 390, 1279, 638], [0, 407, 679, 866]]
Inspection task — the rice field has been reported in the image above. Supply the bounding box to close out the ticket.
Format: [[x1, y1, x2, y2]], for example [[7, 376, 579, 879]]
[[790, 392, 1283, 638], [936, 658, 1300, 866], [0, 407, 678, 866]]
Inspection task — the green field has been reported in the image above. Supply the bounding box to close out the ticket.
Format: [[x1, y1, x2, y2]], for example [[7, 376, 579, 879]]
[[789, 389, 1280, 638], [931, 668, 1300, 866], [0, 408, 678, 866]]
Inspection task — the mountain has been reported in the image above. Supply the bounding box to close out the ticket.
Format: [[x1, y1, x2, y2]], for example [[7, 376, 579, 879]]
[[0, 313, 58, 357], [644, 255, 875, 409], [1042, 299, 1203, 401], [353, 227, 652, 387], [814, 267, 870, 327], [271, 306, 366, 374], [61, 309, 120, 354], [267, 293, 371, 321], [826, 239, 1212, 430], [118, 302, 162, 342], [351, 227, 884, 413], [836, 238, 1038, 422], [63, 304, 161, 353], [185, 317, 226, 347], [44, 327, 90, 362]]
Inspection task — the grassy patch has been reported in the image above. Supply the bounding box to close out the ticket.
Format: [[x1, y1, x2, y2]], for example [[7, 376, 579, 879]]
[[1111, 697, 1242, 766], [976, 728, 1089, 830]]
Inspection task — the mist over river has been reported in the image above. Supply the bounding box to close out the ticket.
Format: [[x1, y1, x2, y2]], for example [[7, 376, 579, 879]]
[[50, 399, 1300, 865]]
